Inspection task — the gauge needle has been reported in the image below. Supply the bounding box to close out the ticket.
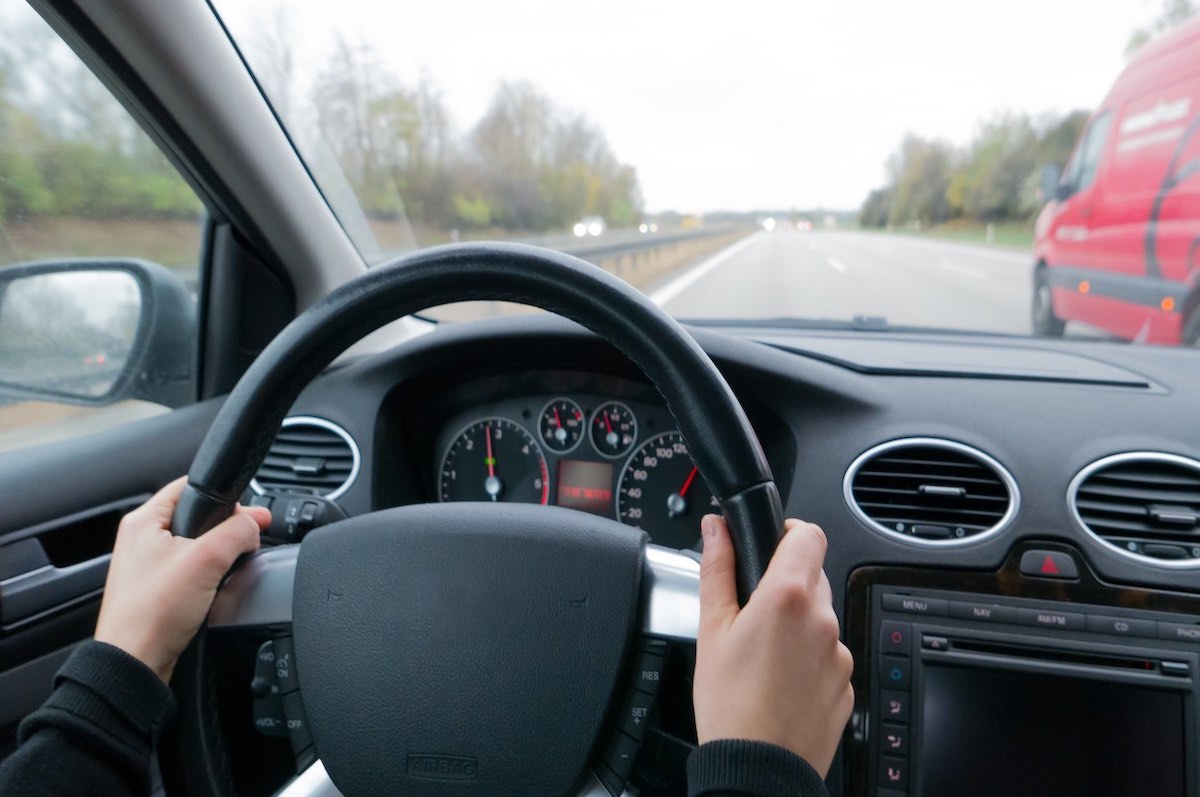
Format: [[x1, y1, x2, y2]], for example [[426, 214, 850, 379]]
[[603, 411, 618, 448], [484, 423, 501, 501], [553, 407, 567, 443], [667, 466, 698, 519]]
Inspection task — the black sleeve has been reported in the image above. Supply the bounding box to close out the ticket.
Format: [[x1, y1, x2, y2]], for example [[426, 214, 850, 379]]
[[687, 739, 829, 797], [0, 640, 176, 797]]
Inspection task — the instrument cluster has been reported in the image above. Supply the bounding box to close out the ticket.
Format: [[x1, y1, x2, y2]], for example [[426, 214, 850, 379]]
[[436, 393, 717, 549]]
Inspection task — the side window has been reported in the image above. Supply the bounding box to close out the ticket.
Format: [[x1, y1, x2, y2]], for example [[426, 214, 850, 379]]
[[0, 1, 203, 452], [1063, 111, 1112, 195]]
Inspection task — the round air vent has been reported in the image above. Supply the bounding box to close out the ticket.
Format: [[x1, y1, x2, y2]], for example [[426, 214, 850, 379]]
[[1070, 452, 1200, 567], [251, 416, 360, 501], [844, 438, 1018, 546]]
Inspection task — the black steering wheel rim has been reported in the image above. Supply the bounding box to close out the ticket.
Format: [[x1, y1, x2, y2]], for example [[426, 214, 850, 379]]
[[162, 242, 785, 796]]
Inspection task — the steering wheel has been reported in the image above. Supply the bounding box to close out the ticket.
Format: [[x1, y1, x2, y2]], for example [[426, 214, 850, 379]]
[[160, 242, 786, 797]]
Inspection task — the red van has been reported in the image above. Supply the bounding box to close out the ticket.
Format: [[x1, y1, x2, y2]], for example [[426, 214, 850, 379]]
[[1033, 17, 1200, 345]]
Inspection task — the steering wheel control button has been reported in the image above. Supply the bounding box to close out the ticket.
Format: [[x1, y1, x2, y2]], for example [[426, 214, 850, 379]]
[[880, 756, 908, 789], [949, 600, 1016, 624], [631, 643, 667, 694], [618, 688, 657, 741], [879, 656, 911, 689], [882, 593, 948, 617], [881, 723, 909, 755], [280, 691, 313, 752], [879, 621, 912, 655], [602, 730, 642, 780], [880, 690, 910, 723], [251, 641, 287, 738], [1019, 549, 1080, 580], [1086, 614, 1157, 638], [272, 635, 299, 694], [1017, 608, 1085, 631]]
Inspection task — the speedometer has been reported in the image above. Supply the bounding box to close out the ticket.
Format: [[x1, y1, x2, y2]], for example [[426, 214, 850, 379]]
[[439, 418, 549, 504], [616, 431, 717, 549]]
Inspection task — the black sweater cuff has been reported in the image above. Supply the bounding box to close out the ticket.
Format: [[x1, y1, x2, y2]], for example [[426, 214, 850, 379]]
[[19, 639, 176, 749], [687, 739, 829, 797]]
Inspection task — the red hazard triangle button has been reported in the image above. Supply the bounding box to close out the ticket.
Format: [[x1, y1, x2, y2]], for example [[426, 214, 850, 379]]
[[1019, 549, 1079, 580]]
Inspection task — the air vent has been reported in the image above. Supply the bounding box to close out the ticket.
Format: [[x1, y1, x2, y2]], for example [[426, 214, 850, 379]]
[[844, 438, 1018, 546], [251, 417, 360, 500], [1070, 453, 1200, 566]]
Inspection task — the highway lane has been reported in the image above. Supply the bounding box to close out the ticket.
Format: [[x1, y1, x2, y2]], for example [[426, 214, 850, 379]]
[[654, 231, 1037, 336]]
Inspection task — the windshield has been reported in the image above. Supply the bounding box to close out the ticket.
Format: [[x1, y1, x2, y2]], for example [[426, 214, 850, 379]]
[[213, 0, 1200, 345]]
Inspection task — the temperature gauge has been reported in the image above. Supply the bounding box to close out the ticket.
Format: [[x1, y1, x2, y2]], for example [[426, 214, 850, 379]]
[[539, 397, 585, 452], [590, 401, 637, 458]]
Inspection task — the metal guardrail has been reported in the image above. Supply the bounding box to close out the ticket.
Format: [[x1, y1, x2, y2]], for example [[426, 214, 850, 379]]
[[177, 226, 748, 291]]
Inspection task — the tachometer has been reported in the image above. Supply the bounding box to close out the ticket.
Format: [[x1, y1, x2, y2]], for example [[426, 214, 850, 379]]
[[616, 431, 717, 548], [439, 418, 549, 504]]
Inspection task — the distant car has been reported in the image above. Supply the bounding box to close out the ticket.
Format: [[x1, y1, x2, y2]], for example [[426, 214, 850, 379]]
[[1033, 17, 1200, 344], [796, 219, 813, 231], [638, 222, 659, 234], [572, 216, 606, 237]]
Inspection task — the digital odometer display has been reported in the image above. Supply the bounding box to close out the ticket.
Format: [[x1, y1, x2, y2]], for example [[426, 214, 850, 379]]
[[556, 459, 613, 515]]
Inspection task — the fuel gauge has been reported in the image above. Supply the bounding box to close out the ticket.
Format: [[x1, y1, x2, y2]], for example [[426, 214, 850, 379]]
[[539, 397, 585, 452], [590, 401, 637, 458]]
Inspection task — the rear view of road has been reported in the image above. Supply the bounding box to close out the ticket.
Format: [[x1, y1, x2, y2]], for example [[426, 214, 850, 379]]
[[654, 231, 1034, 335]]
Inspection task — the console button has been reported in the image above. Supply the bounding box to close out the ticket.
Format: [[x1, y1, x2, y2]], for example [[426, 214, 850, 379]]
[[273, 636, 299, 694], [1158, 621, 1200, 643], [880, 621, 911, 655], [1086, 615, 1156, 638], [880, 757, 908, 789], [882, 594, 948, 617], [1017, 608, 1085, 631], [1018, 550, 1079, 579], [949, 600, 1016, 624], [921, 635, 949, 652], [879, 656, 910, 689], [880, 690, 909, 723], [1162, 660, 1190, 678], [877, 790, 909, 797], [881, 723, 908, 755], [618, 689, 656, 741]]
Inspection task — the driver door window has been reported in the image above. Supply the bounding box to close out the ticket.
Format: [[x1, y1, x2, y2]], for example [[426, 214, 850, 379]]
[[0, 0, 203, 452]]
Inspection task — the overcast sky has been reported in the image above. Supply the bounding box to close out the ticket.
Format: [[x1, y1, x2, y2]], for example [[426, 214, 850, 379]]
[[217, 0, 1167, 213]]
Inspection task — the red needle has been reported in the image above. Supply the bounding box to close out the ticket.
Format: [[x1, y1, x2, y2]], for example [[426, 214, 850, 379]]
[[679, 466, 699, 497], [554, 407, 563, 428], [603, 411, 613, 434], [485, 424, 495, 477]]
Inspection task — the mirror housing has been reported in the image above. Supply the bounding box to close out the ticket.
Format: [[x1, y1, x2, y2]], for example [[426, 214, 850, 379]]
[[1041, 164, 1063, 204], [0, 259, 195, 407]]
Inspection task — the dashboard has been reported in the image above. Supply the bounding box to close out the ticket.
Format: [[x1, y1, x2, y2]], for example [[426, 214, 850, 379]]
[[259, 314, 1200, 796]]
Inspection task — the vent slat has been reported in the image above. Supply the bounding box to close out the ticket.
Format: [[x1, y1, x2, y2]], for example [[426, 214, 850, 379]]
[[1074, 457, 1200, 562], [849, 442, 1012, 544], [253, 420, 357, 498]]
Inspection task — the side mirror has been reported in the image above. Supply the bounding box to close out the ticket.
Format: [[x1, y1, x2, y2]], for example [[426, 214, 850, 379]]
[[1041, 164, 1063, 203], [0, 259, 195, 408]]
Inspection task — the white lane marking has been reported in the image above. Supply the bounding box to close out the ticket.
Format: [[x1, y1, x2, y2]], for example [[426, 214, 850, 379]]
[[650, 232, 764, 306], [938, 261, 984, 279], [826, 256, 848, 273]]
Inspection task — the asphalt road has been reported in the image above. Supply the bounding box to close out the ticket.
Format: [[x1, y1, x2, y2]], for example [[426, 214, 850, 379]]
[[653, 231, 1036, 335]]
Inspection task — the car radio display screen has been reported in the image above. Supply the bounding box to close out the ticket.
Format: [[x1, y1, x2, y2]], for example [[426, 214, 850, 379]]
[[921, 665, 1185, 796]]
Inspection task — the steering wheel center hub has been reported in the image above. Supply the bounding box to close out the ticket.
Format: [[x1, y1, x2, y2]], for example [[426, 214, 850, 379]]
[[291, 503, 646, 796]]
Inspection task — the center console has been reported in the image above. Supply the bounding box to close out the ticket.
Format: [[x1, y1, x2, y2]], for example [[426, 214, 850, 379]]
[[846, 542, 1200, 797]]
